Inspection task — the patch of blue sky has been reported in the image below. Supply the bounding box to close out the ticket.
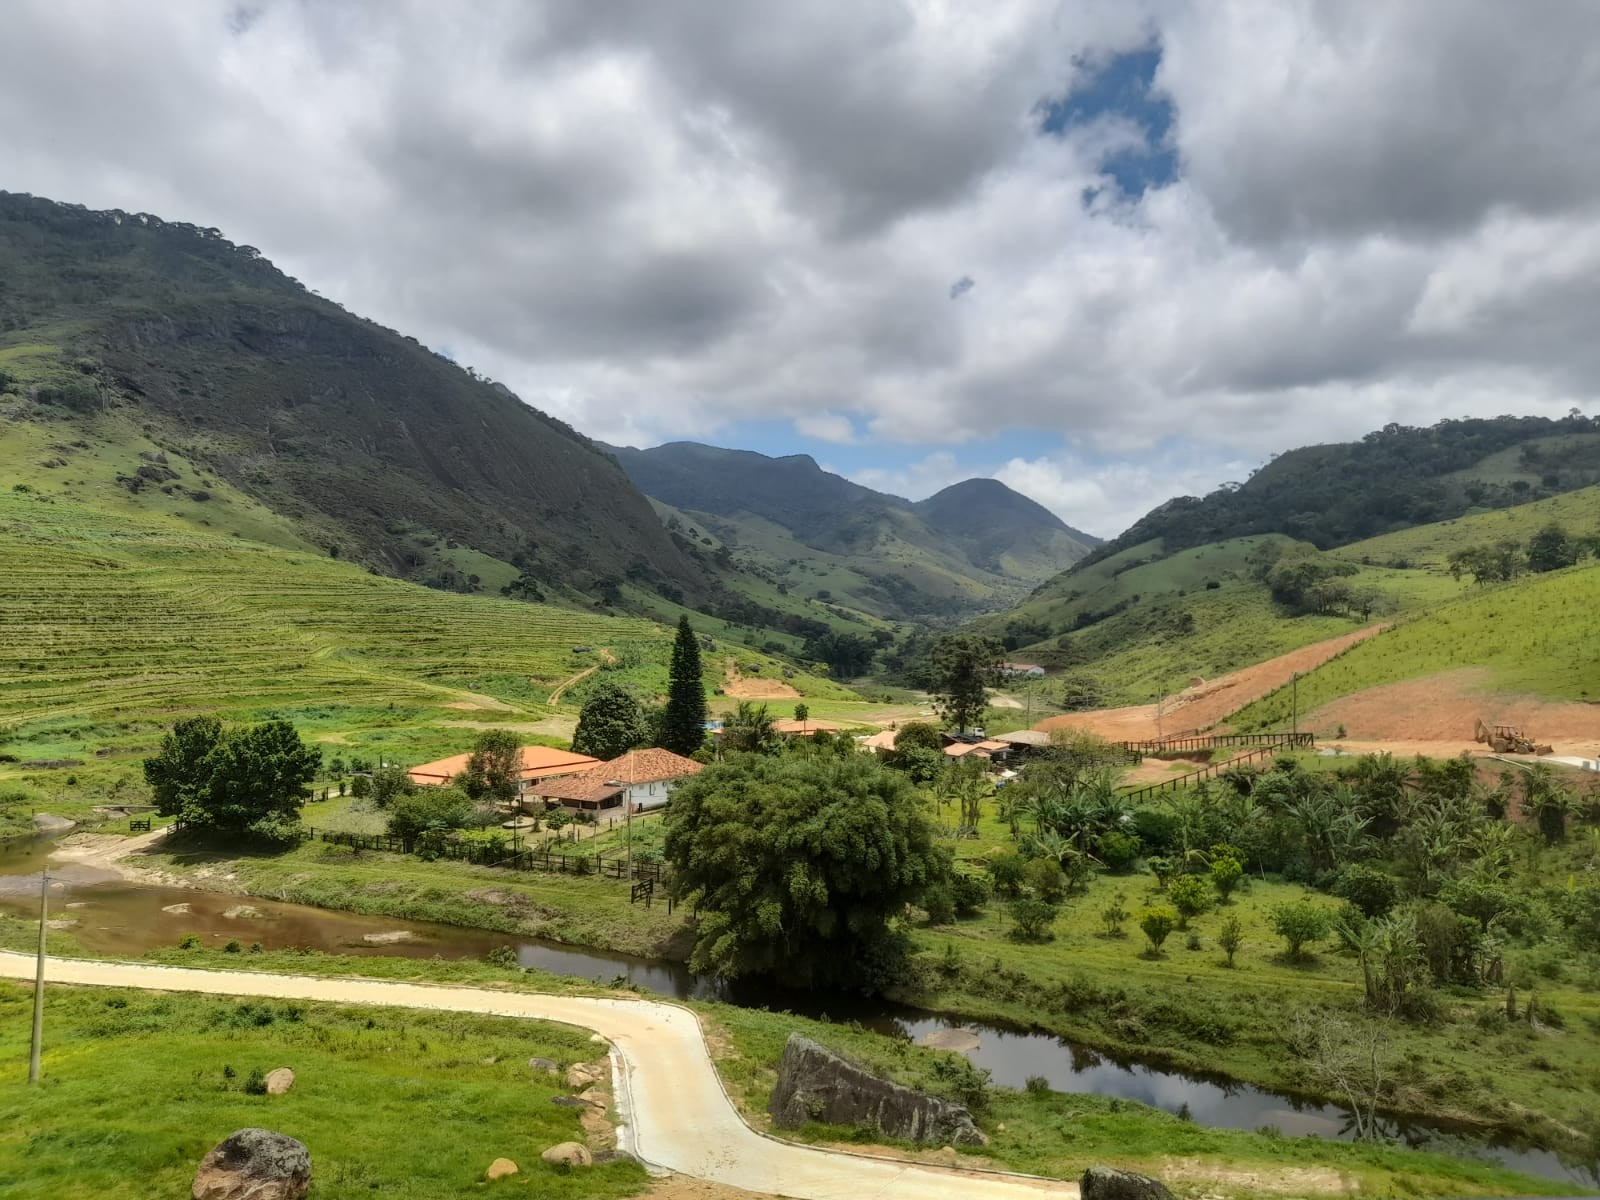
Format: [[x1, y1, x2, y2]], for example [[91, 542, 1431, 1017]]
[[1039, 42, 1177, 198]]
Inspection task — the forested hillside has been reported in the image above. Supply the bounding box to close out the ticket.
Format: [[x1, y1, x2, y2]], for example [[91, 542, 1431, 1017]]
[[0, 191, 711, 606], [1080, 416, 1600, 567]]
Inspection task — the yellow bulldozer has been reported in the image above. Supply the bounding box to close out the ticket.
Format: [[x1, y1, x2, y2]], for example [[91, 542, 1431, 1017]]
[[1474, 718, 1538, 754]]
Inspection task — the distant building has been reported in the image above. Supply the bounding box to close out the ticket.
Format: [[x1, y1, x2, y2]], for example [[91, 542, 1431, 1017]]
[[1000, 662, 1046, 678], [859, 729, 900, 755], [406, 746, 601, 797], [770, 718, 844, 737], [943, 739, 1011, 762]]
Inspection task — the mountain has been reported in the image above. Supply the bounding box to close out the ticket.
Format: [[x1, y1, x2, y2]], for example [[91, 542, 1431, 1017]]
[[913, 478, 1097, 579], [0, 191, 709, 605], [604, 441, 1099, 621], [1078, 415, 1600, 569]]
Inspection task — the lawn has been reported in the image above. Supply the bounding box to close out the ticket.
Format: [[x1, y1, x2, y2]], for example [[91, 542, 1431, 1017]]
[[0, 982, 648, 1200]]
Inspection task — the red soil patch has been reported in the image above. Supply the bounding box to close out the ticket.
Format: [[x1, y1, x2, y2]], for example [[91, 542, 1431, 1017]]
[[1309, 668, 1600, 754], [721, 657, 800, 700], [1036, 625, 1386, 742]]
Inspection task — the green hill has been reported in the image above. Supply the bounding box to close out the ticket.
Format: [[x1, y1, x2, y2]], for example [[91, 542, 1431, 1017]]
[[0, 191, 711, 607], [606, 441, 1097, 621], [1337, 483, 1600, 568], [1073, 416, 1600, 570], [1231, 561, 1600, 730], [0, 488, 853, 800]]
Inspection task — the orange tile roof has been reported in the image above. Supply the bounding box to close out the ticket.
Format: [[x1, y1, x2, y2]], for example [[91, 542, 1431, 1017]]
[[406, 745, 601, 787], [771, 719, 844, 735], [860, 730, 899, 751], [593, 748, 705, 785], [537, 776, 625, 804], [943, 742, 992, 758]]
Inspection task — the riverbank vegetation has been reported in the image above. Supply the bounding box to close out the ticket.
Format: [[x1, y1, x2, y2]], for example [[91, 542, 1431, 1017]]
[[0, 981, 648, 1200]]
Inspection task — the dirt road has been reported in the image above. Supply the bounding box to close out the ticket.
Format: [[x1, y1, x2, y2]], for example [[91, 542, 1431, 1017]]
[[1036, 626, 1386, 742], [0, 952, 1076, 1200]]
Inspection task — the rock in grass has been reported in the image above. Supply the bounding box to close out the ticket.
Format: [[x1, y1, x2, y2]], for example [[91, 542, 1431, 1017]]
[[264, 1067, 295, 1095], [527, 1056, 559, 1075], [565, 1062, 605, 1088], [1080, 1165, 1175, 1200], [768, 1034, 988, 1147], [192, 1128, 311, 1200], [32, 812, 76, 834], [484, 1158, 518, 1180], [540, 1142, 592, 1168]]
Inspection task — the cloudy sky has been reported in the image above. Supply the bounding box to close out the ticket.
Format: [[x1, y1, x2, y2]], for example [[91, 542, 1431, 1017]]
[[5, 1, 1598, 536]]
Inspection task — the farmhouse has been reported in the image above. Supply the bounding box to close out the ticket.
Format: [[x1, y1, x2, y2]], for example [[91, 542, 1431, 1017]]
[[943, 739, 1012, 762], [1000, 662, 1046, 678], [405, 746, 601, 797], [859, 729, 899, 755], [771, 718, 844, 737], [531, 748, 704, 815]]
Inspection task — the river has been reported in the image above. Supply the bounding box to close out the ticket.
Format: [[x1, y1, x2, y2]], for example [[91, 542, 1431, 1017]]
[[0, 833, 1591, 1187]]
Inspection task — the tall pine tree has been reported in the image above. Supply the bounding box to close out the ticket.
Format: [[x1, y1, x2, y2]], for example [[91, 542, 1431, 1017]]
[[661, 615, 708, 756]]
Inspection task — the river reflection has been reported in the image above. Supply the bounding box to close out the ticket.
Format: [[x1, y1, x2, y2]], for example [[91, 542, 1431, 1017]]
[[0, 834, 1593, 1187]]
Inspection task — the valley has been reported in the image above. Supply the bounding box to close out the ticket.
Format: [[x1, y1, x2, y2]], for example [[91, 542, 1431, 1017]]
[[4, 192, 1600, 1200]]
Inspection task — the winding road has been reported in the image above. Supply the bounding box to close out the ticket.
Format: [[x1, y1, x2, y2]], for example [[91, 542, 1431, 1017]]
[[1, 952, 1077, 1199]]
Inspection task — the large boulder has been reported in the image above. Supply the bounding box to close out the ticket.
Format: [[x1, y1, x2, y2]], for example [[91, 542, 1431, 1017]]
[[1080, 1165, 1175, 1200], [192, 1128, 311, 1200], [540, 1142, 593, 1168], [264, 1068, 295, 1095], [484, 1158, 518, 1180], [32, 812, 76, 835], [768, 1034, 987, 1147]]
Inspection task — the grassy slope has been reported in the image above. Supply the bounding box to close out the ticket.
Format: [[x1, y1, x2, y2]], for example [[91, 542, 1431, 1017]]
[[1337, 483, 1600, 568], [0, 982, 647, 1200], [976, 537, 1464, 706], [0, 926, 1572, 1199], [0, 488, 857, 825], [1231, 562, 1600, 729]]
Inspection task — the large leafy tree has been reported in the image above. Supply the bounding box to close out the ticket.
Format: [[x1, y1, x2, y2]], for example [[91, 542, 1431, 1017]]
[[664, 753, 949, 990], [660, 615, 708, 756], [143, 717, 319, 836], [571, 684, 647, 761], [720, 701, 778, 755], [929, 633, 1002, 733], [458, 729, 523, 806]]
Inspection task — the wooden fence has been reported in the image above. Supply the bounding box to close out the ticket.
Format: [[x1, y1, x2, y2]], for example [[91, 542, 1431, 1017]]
[[1117, 739, 1309, 802], [1115, 732, 1314, 755]]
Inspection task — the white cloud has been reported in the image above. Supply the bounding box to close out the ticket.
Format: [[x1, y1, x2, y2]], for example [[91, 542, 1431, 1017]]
[[848, 452, 966, 502], [2, 1, 1598, 535], [793, 411, 858, 444]]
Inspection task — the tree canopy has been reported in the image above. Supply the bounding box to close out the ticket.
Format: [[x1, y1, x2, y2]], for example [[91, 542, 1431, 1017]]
[[660, 615, 708, 756], [928, 633, 1002, 733], [142, 716, 319, 837], [663, 753, 948, 989], [571, 683, 647, 760], [457, 729, 522, 806]]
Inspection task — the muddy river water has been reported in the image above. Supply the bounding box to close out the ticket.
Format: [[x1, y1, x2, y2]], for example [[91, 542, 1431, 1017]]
[[0, 833, 1591, 1186]]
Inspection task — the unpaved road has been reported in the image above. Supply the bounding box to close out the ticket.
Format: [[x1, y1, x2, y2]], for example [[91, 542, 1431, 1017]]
[[0, 952, 1076, 1200], [1036, 626, 1386, 742]]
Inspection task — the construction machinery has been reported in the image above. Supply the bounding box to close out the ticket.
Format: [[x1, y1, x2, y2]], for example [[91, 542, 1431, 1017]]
[[1474, 717, 1537, 754]]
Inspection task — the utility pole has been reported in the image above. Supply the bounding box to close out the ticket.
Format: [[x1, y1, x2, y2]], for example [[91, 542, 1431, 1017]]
[[1156, 689, 1166, 740], [29, 871, 48, 1084], [1292, 672, 1300, 737]]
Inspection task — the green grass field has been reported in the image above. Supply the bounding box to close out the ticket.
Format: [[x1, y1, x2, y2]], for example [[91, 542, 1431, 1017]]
[[0, 928, 1576, 1199], [0, 982, 647, 1200], [1232, 562, 1600, 728]]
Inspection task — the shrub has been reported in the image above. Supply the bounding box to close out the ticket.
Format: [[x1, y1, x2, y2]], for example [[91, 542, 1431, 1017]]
[[178, 934, 202, 951], [988, 849, 1027, 897], [1145, 855, 1178, 890], [1139, 906, 1178, 955], [1096, 830, 1142, 872], [1023, 857, 1067, 902], [1168, 874, 1212, 924], [386, 787, 472, 842], [1101, 892, 1130, 937], [1185, 932, 1202, 951], [1269, 901, 1333, 960], [243, 1067, 268, 1095], [350, 773, 372, 799], [948, 872, 990, 917], [1332, 863, 1399, 920], [1209, 855, 1244, 901], [1009, 898, 1059, 942], [223, 939, 242, 954], [922, 884, 956, 925], [369, 764, 415, 808], [1217, 913, 1244, 967], [1025, 1075, 1051, 1095]]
